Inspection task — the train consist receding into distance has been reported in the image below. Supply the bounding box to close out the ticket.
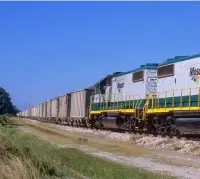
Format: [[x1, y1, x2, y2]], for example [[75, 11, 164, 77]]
[[18, 54, 200, 137]]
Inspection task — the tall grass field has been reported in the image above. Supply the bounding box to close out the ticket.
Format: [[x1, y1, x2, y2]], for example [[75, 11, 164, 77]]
[[0, 116, 174, 179]]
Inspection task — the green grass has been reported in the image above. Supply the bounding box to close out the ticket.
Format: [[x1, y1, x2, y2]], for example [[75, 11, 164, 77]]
[[16, 119, 147, 156], [0, 117, 175, 179]]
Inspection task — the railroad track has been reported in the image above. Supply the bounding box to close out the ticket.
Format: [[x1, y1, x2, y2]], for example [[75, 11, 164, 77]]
[[22, 117, 200, 141]]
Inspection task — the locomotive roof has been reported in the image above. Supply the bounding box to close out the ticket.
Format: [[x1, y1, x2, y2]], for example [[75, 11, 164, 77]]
[[112, 63, 158, 77], [159, 53, 200, 66], [94, 53, 200, 86]]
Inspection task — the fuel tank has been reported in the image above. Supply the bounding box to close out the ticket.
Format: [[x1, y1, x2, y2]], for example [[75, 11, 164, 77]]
[[176, 118, 200, 134], [100, 115, 126, 129], [100, 117, 118, 128]]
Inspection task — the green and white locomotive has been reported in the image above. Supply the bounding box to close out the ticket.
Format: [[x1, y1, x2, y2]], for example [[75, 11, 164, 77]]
[[90, 63, 158, 132], [90, 54, 200, 136]]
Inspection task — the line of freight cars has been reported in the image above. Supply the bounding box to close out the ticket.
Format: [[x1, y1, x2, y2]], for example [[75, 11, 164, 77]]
[[19, 88, 94, 126]]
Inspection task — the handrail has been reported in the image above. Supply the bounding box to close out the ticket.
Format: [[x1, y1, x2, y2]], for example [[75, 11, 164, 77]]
[[89, 85, 200, 113], [199, 87, 200, 109], [133, 94, 141, 108], [164, 91, 167, 109], [180, 89, 182, 109], [136, 98, 144, 109], [189, 88, 191, 109], [91, 93, 141, 111], [136, 98, 144, 119], [146, 86, 200, 111], [141, 93, 155, 120], [172, 90, 175, 110]]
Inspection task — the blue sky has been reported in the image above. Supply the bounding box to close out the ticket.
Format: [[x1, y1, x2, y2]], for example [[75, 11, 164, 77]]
[[1, 2, 200, 110]]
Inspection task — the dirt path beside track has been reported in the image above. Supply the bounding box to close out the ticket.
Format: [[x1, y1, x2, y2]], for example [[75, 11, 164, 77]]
[[14, 118, 200, 179]]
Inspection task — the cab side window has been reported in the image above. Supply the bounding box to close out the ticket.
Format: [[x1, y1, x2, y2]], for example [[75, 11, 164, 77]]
[[158, 64, 174, 78], [132, 71, 144, 82]]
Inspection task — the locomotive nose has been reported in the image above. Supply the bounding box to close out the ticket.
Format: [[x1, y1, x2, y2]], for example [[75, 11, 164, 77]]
[[176, 118, 200, 134]]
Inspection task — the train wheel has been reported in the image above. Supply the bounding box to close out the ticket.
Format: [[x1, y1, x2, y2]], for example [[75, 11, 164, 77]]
[[125, 117, 136, 133], [89, 118, 96, 129], [152, 117, 168, 136], [166, 117, 174, 138], [160, 117, 167, 137], [152, 117, 159, 136], [138, 121, 144, 135], [166, 117, 181, 138]]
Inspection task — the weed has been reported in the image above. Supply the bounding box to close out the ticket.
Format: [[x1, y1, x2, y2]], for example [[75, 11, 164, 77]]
[[173, 146, 182, 151], [78, 137, 83, 141], [83, 138, 88, 142], [191, 145, 200, 152], [0, 155, 39, 179]]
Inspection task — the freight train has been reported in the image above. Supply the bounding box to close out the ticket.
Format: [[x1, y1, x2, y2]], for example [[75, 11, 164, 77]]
[[18, 53, 200, 137]]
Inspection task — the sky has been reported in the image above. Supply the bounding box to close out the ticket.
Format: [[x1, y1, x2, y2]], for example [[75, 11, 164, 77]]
[[1, 2, 200, 110]]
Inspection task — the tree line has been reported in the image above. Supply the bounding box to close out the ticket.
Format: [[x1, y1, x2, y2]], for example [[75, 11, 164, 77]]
[[0, 87, 20, 116]]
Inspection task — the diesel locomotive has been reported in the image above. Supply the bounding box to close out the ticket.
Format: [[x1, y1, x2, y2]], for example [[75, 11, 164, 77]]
[[18, 53, 200, 136]]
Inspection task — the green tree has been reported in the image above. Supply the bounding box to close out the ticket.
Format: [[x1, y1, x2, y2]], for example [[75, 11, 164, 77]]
[[0, 87, 20, 116]]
